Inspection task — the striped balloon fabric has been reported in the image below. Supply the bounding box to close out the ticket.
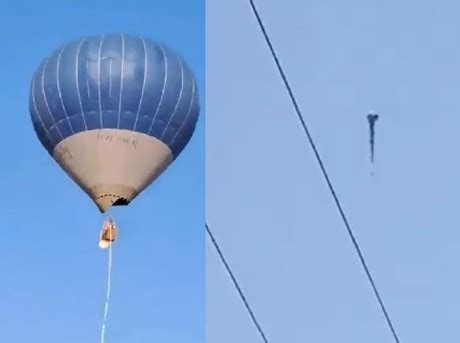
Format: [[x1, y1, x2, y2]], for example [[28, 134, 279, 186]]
[[29, 33, 200, 212]]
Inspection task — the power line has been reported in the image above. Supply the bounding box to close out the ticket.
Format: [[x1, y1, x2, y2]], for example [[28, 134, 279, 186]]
[[248, 1, 401, 342], [206, 223, 269, 342]]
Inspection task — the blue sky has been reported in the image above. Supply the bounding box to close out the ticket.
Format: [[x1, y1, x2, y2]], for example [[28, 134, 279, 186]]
[[0, 1, 204, 342], [207, 0, 460, 342], [3, 1, 460, 342]]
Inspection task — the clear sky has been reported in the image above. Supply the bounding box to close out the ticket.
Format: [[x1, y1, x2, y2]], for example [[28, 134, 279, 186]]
[[207, 0, 460, 342], [0, 1, 204, 342]]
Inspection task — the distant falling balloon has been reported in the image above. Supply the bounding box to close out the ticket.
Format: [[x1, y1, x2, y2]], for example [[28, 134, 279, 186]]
[[29, 33, 200, 212], [367, 113, 379, 165]]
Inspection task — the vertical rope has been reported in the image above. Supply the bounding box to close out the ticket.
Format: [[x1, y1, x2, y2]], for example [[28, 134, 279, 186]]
[[100, 222, 113, 343]]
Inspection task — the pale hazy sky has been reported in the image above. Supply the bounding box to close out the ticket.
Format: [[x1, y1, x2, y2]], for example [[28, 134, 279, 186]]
[[207, 0, 460, 342]]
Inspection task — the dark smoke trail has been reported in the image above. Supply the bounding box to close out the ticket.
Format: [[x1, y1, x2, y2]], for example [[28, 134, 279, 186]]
[[367, 113, 379, 164]]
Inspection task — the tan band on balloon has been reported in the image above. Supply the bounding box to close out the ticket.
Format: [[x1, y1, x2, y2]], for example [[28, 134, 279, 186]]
[[53, 129, 174, 212]]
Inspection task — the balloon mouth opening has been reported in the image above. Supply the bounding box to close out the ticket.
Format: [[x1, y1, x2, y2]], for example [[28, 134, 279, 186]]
[[97, 197, 130, 213], [93, 193, 133, 213], [112, 198, 130, 207]]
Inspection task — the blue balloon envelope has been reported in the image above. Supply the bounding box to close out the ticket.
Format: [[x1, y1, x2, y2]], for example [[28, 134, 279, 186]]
[[29, 33, 200, 212]]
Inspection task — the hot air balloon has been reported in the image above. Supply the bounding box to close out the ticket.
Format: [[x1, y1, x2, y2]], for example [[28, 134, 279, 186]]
[[29, 33, 200, 213]]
